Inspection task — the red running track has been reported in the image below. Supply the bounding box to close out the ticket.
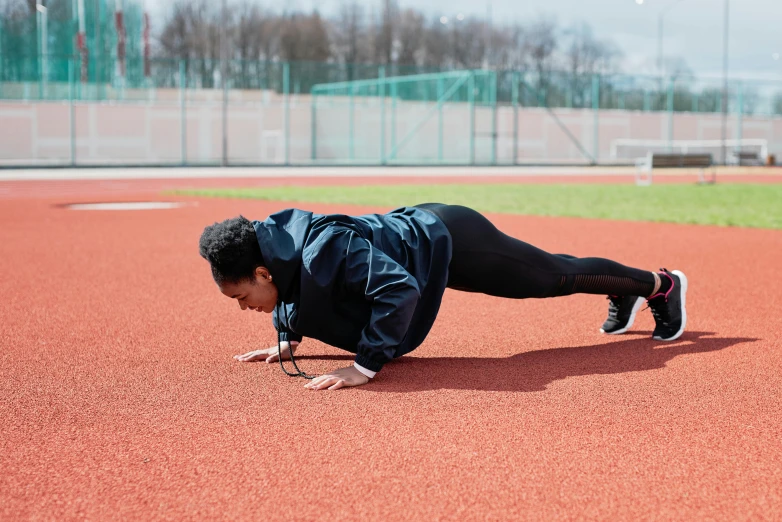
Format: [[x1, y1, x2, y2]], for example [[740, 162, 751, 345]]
[[1, 186, 781, 520]]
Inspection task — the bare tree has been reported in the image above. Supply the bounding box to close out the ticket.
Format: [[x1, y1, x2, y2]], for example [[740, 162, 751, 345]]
[[421, 17, 449, 68], [256, 16, 280, 61], [563, 22, 623, 106], [231, 1, 280, 88], [256, 12, 282, 90], [523, 16, 559, 102], [564, 23, 621, 76], [157, 1, 191, 59], [395, 8, 425, 66], [330, 2, 371, 79], [149, 1, 640, 106], [454, 20, 491, 68], [280, 11, 330, 62], [233, 0, 264, 61], [303, 11, 332, 62], [158, 0, 222, 87], [374, 0, 397, 64], [491, 24, 525, 70]]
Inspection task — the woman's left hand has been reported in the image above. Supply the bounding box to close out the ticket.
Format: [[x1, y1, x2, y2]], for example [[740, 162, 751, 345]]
[[304, 365, 369, 391]]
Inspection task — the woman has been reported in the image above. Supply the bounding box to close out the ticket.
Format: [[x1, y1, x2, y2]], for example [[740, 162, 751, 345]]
[[198, 204, 687, 391]]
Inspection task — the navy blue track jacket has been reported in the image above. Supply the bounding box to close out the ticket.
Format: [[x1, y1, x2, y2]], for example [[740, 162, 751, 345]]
[[253, 206, 453, 373]]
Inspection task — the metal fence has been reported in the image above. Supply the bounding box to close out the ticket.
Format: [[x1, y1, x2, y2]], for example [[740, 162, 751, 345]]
[[1, 56, 781, 167], [3, 55, 782, 114]]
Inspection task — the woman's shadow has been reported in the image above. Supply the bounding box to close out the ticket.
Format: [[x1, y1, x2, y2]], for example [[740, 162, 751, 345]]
[[302, 331, 757, 393]]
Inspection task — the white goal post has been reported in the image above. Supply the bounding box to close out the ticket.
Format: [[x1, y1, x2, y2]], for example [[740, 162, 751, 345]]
[[610, 139, 769, 165]]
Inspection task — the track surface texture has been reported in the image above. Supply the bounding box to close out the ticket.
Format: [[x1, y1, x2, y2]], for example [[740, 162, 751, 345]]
[[2, 182, 781, 521]]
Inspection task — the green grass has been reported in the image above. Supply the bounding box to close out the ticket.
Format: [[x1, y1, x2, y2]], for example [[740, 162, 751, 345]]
[[173, 183, 782, 229]]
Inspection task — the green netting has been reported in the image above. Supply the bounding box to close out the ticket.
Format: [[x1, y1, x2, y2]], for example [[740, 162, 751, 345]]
[[2, 2, 781, 166], [0, 0, 145, 90], [310, 70, 497, 165], [1, 0, 781, 114], [311, 69, 496, 105]]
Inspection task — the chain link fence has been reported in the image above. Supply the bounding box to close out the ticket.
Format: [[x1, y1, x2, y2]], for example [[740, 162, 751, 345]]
[[1, 54, 781, 166]]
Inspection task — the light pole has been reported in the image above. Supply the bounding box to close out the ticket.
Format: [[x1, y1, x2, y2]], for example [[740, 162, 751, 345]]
[[485, 2, 492, 69], [221, 0, 228, 167], [114, 0, 126, 87], [36, 0, 47, 98], [76, 0, 87, 84], [720, 0, 730, 166]]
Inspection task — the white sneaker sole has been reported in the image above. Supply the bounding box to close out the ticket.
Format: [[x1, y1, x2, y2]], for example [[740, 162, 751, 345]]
[[653, 270, 688, 342], [600, 296, 645, 335]]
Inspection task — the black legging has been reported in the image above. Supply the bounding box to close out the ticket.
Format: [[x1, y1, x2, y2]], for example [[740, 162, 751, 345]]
[[415, 203, 655, 299]]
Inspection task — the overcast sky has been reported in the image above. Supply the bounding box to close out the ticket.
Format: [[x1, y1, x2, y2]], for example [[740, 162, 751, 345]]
[[148, 0, 782, 80]]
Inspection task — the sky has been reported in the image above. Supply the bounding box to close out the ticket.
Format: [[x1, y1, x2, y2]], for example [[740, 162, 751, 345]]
[[146, 0, 782, 80]]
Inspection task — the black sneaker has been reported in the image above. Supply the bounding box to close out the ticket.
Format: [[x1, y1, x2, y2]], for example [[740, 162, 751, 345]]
[[647, 269, 688, 341], [600, 295, 645, 335]]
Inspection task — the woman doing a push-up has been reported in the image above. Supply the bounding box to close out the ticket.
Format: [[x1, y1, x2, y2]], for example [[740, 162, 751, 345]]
[[199, 204, 687, 391]]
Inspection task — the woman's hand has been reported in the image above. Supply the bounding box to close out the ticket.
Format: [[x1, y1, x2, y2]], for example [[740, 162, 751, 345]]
[[234, 341, 298, 364], [304, 365, 369, 391]]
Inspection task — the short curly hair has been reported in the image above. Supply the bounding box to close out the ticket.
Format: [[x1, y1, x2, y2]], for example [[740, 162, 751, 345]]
[[199, 216, 265, 285]]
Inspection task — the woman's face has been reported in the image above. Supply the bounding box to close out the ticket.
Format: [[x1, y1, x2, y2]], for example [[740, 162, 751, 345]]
[[219, 267, 278, 313]]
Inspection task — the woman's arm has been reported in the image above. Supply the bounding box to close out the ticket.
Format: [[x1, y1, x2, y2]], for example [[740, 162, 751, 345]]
[[307, 229, 421, 378]]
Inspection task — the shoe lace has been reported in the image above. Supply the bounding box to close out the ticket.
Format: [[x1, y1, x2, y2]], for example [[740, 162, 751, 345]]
[[606, 296, 622, 319], [645, 295, 671, 324]]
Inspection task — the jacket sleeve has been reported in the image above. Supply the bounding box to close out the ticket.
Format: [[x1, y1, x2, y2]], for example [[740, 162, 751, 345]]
[[309, 229, 421, 373], [272, 304, 303, 344]]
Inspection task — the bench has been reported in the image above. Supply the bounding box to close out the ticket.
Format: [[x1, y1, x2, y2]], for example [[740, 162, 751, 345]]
[[635, 152, 715, 186]]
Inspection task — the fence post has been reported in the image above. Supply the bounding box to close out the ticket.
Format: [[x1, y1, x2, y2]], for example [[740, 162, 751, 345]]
[[38, 7, 48, 100], [469, 72, 475, 165], [0, 21, 3, 94], [0, 34, 4, 99], [736, 80, 743, 144], [379, 65, 386, 165], [98, 54, 103, 101], [180, 59, 186, 165], [69, 58, 75, 166], [221, 59, 229, 167], [311, 92, 317, 162], [349, 83, 355, 162], [283, 62, 290, 165], [491, 72, 498, 165], [76, 55, 82, 101], [592, 75, 599, 163], [667, 77, 675, 150], [512, 71, 519, 166], [391, 82, 397, 163], [437, 75, 444, 162], [643, 89, 650, 112]]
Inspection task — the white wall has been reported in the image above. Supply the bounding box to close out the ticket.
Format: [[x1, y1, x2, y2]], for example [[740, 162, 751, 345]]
[[1, 89, 780, 166]]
